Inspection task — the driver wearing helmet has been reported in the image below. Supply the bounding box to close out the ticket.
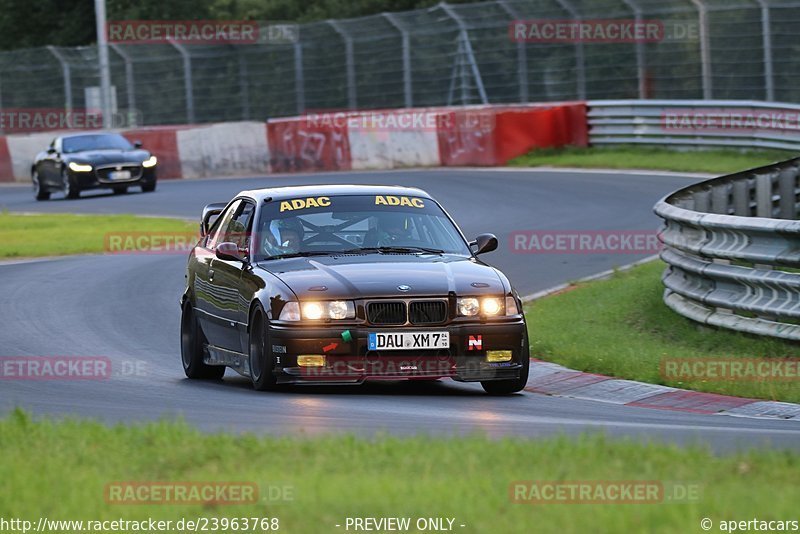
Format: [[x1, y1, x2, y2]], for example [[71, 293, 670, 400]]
[[263, 217, 304, 256], [376, 212, 411, 246]]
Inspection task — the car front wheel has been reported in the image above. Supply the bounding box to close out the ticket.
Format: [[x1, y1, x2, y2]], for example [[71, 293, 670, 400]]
[[61, 168, 80, 200], [32, 170, 50, 201], [481, 354, 529, 395], [249, 306, 278, 391]]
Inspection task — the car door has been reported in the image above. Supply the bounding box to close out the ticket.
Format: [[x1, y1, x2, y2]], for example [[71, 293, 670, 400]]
[[194, 199, 242, 349], [208, 199, 256, 352]]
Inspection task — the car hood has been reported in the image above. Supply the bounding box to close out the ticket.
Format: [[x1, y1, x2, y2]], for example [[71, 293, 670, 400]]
[[256, 254, 507, 300], [67, 149, 149, 164]]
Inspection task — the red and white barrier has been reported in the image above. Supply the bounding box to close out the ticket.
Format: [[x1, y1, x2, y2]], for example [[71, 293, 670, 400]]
[[0, 103, 587, 183]]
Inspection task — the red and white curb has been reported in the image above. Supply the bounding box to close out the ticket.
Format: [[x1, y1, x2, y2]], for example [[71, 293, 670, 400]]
[[523, 260, 800, 421], [525, 359, 800, 420]]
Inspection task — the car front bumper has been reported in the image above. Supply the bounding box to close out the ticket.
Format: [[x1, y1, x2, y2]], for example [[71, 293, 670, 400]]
[[72, 166, 156, 190], [268, 321, 528, 385]]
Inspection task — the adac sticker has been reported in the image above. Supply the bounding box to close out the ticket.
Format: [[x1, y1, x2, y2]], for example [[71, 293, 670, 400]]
[[279, 196, 331, 212], [375, 195, 425, 208]]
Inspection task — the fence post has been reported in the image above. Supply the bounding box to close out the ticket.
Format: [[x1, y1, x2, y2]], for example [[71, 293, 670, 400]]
[[383, 13, 413, 108], [168, 40, 195, 124], [622, 0, 646, 99], [553, 0, 586, 100], [691, 0, 712, 99], [327, 20, 357, 110], [293, 41, 305, 114], [440, 2, 489, 104], [237, 48, 250, 120], [497, 0, 528, 103], [109, 44, 137, 127], [47, 46, 73, 112], [755, 0, 774, 101]]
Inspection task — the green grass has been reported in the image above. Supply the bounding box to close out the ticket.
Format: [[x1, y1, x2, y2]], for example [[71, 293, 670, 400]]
[[508, 145, 792, 174], [0, 212, 197, 258], [525, 261, 799, 403], [0, 410, 797, 533]]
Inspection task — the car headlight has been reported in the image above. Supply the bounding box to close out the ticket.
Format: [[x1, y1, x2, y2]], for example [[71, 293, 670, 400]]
[[68, 162, 92, 172], [457, 296, 513, 317], [301, 301, 355, 320], [278, 302, 301, 321], [142, 155, 157, 168]]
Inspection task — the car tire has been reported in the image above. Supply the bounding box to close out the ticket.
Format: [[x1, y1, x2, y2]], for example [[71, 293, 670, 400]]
[[141, 182, 156, 193], [181, 302, 225, 380], [32, 170, 50, 201], [480, 332, 530, 395], [249, 306, 278, 391], [113, 187, 128, 195], [61, 168, 80, 200]]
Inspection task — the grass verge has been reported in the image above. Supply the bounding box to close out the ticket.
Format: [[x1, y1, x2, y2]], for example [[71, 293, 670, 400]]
[[525, 260, 799, 403], [0, 212, 196, 258], [508, 145, 792, 174], [0, 410, 798, 533]]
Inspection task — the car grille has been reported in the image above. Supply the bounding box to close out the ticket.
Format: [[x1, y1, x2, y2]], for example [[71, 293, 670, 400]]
[[367, 302, 406, 325], [367, 300, 448, 325], [409, 301, 447, 324], [96, 163, 143, 182]]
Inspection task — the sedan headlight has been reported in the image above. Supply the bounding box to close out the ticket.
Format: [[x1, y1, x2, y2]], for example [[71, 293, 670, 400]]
[[142, 155, 157, 168], [279, 302, 301, 321], [457, 296, 515, 317], [301, 301, 355, 321], [68, 162, 92, 172]]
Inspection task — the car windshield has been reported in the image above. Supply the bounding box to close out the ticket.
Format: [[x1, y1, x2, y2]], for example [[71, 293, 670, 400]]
[[252, 194, 471, 261], [62, 134, 133, 153]]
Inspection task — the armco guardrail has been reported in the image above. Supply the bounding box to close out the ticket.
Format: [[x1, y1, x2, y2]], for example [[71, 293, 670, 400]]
[[589, 100, 800, 151], [654, 158, 800, 341]]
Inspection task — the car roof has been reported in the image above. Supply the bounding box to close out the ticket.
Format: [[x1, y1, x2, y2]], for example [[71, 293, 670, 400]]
[[59, 132, 125, 140], [237, 184, 433, 202]]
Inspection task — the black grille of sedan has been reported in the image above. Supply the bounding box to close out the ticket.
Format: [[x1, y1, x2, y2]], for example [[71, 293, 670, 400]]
[[96, 164, 143, 182], [409, 301, 447, 324], [367, 302, 406, 325]]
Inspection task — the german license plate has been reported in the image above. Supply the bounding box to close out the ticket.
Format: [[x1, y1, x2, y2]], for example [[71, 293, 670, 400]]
[[368, 331, 449, 351], [109, 170, 131, 180]]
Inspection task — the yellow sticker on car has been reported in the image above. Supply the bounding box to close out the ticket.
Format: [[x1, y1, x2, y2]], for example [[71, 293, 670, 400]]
[[279, 196, 331, 212], [375, 195, 425, 208]]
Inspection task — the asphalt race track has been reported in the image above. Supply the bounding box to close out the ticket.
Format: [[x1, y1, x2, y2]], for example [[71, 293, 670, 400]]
[[1, 168, 799, 451]]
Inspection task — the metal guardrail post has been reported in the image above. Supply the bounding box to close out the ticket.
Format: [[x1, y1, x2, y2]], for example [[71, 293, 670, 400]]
[[383, 13, 413, 109], [328, 20, 357, 110], [47, 46, 73, 113], [621, 0, 646, 99], [497, 0, 528, 103], [109, 44, 136, 127], [756, 0, 775, 102], [293, 41, 305, 115], [168, 40, 195, 124], [553, 0, 586, 100], [439, 2, 489, 104], [691, 0, 712, 99]]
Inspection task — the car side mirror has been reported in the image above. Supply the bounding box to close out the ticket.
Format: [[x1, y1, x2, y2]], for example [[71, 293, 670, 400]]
[[47, 147, 56, 154], [472, 233, 498, 255], [215, 242, 246, 262], [133, 140, 143, 148]]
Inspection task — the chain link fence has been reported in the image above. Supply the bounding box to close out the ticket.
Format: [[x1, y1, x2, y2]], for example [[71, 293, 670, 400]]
[[1, 0, 799, 128]]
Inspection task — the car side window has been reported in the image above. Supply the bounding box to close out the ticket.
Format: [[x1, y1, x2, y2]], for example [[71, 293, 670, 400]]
[[209, 200, 255, 254]]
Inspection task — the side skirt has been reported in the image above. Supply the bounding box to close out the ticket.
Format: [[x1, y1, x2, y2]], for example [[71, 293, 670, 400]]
[[204, 344, 250, 377]]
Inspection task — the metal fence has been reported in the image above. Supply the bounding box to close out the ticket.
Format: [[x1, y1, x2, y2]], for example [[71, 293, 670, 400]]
[[655, 157, 800, 341], [3, 0, 800, 127], [589, 100, 800, 151]]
